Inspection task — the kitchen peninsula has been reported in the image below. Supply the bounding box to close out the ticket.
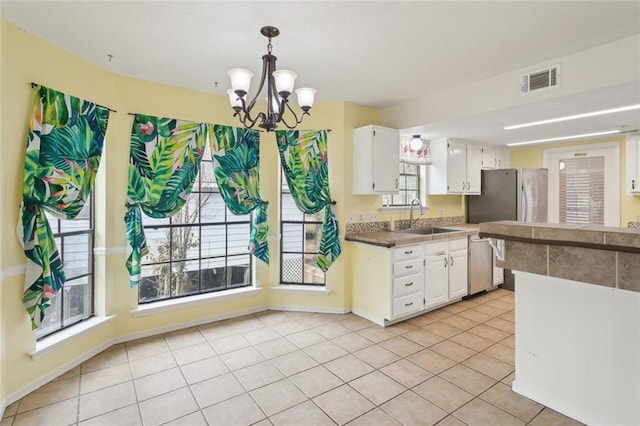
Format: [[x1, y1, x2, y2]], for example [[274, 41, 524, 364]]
[[479, 221, 640, 426]]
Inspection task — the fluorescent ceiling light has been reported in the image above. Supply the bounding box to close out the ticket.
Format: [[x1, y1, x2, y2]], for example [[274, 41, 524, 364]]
[[503, 104, 640, 130], [507, 130, 621, 147]]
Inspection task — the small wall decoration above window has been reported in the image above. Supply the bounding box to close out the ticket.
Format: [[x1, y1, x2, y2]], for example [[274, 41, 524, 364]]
[[401, 135, 431, 164]]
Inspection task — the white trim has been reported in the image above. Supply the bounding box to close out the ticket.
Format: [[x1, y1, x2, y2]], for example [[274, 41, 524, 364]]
[[350, 307, 385, 326], [131, 286, 264, 317], [0, 264, 26, 281], [543, 141, 620, 227], [379, 205, 429, 213], [8, 339, 115, 405], [512, 380, 607, 426], [268, 305, 349, 315], [30, 316, 116, 360], [93, 246, 127, 256], [117, 305, 269, 344], [271, 285, 331, 296]]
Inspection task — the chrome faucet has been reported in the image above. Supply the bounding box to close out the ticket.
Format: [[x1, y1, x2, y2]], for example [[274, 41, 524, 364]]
[[409, 198, 423, 229]]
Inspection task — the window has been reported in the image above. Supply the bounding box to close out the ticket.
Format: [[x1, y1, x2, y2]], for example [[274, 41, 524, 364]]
[[139, 147, 252, 303], [383, 162, 421, 206], [280, 171, 325, 285], [38, 199, 94, 339], [559, 156, 605, 224]]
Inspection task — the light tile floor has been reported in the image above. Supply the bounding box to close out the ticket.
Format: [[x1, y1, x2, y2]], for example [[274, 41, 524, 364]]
[[1, 289, 585, 426]]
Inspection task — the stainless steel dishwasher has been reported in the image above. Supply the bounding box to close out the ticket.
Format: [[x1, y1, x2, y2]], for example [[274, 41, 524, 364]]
[[468, 235, 493, 295]]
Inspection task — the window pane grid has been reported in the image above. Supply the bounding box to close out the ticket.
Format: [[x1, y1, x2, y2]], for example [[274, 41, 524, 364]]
[[383, 162, 420, 207], [139, 156, 252, 303], [559, 156, 605, 225], [38, 200, 94, 340], [280, 171, 326, 286]]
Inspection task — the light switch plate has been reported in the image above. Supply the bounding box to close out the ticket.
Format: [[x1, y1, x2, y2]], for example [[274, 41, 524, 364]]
[[359, 213, 364, 223], [369, 211, 378, 222]]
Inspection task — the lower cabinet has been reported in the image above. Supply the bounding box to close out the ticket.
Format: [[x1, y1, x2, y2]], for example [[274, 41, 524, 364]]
[[350, 237, 469, 326]]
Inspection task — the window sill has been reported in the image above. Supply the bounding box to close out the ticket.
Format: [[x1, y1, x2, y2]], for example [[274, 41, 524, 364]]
[[30, 315, 116, 360], [272, 285, 331, 296], [131, 287, 264, 318]]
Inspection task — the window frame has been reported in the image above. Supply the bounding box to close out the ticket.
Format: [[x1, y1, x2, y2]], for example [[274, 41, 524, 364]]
[[279, 171, 326, 286], [37, 196, 95, 340], [383, 161, 421, 207], [138, 155, 253, 304]]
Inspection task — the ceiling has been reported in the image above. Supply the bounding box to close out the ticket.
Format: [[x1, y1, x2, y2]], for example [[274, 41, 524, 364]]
[[3, 1, 640, 146]]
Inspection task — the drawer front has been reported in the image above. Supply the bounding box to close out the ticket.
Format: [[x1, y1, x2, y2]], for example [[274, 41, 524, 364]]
[[449, 237, 468, 251], [392, 244, 424, 262], [393, 293, 423, 317], [393, 258, 423, 276], [393, 272, 423, 297], [425, 241, 448, 255]]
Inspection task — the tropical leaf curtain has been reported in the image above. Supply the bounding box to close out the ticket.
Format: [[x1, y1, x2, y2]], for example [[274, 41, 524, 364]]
[[211, 125, 269, 265], [275, 130, 341, 272], [17, 85, 110, 329], [125, 114, 207, 286]]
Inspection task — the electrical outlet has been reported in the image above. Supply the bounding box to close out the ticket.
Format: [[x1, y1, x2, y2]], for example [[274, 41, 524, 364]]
[[358, 213, 364, 223], [348, 214, 354, 224], [439, 209, 444, 217], [369, 211, 378, 222]]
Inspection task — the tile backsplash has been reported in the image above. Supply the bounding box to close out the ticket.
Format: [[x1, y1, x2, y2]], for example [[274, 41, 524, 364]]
[[628, 221, 640, 228], [345, 216, 465, 234]]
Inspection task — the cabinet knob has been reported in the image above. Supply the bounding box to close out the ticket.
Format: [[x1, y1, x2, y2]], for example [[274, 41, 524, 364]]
[[444, 258, 448, 268], [405, 282, 413, 287], [405, 265, 413, 269], [633, 179, 636, 190], [450, 256, 454, 266], [405, 302, 413, 307], [404, 250, 413, 254]]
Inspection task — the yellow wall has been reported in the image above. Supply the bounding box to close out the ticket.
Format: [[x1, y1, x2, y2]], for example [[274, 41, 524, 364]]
[[0, 21, 422, 401], [510, 136, 640, 226], [0, 6, 5, 412]]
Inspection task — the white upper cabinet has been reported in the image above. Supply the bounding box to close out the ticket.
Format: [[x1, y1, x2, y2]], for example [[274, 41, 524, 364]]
[[429, 138, 482, 194], [482, 146, 511, 169], [626, 135, 640, 195], [353, 125, 400, 194]]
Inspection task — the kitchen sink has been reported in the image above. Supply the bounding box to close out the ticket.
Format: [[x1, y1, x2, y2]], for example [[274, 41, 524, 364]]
[[395, 227, 458, 235]]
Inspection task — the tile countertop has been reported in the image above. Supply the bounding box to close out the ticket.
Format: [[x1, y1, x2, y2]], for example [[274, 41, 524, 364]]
[[478, 220, 640, 253], [345, 224, 478, 248]]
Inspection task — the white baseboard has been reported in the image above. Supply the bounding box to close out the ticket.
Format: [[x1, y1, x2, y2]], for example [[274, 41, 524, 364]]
[[268, 304, 350, 315], [6, 339, 114, 406], [512, 379, 608, 426], [350, 308, 385, 326], [115, 305, 270, 344]]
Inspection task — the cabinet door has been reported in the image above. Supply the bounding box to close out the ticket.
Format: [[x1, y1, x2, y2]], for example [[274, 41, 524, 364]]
[[496, 148, 511, 169], [372, 126, 400, 193], [627, 137, 640, 194], [482, 146, 497, 169], [466, 144, 482, 194], [448, 248, 468, 299], [425, 253, 448, 307], [447, 140, 467, 193]]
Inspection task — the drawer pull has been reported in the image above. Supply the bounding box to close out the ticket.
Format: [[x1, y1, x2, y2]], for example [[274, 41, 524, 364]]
[[404, 250, 413, 254], [405, 282, 413, 287], [405, 265, 413, 269], [405, 302, 413, 307]]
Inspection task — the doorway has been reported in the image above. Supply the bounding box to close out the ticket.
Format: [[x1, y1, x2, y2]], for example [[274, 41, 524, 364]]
[[544, 142, 620, 226]]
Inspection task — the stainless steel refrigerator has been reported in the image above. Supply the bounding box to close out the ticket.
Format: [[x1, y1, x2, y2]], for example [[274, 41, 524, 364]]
[[467, 168, 548, 291]]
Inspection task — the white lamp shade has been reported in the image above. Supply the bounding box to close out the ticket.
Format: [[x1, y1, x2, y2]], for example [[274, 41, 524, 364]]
[[295, 88, 316, 108], [266, 96, 283, 114], [273, 70, 297, 95], [227, 89, 243, 108], [228, 68, 253, 93], [410, 136, 423, 150]]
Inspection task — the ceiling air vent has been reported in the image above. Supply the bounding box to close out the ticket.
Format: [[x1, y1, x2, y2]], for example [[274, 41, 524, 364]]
[[521, 65, 559, 94]]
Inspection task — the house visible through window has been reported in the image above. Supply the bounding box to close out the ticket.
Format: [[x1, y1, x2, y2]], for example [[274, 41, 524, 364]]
[[383, 162, 421, 206], [280, 171, 325, 285], [38, 199, 94, 339], [139, 146, 252, 303]]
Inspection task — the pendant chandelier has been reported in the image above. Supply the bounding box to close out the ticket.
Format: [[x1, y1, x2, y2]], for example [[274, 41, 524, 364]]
[[226, 26, 316, 131]]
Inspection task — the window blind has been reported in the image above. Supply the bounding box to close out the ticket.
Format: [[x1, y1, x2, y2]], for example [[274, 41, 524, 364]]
[[559, 156, 605, 225]]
